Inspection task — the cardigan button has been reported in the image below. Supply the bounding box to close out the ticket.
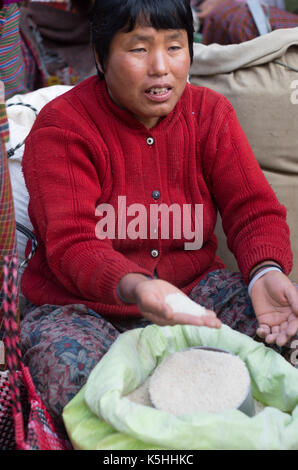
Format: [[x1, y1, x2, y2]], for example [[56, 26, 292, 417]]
[[152, 190, 160, 200], [146, 137, 154, 146], [151, 249, 159, 258]]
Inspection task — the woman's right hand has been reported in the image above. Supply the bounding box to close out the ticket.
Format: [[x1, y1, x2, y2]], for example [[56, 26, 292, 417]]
[[118, 274, 221, 328]]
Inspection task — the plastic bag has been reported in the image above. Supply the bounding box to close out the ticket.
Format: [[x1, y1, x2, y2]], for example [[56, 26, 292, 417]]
[[63, 323, 298, 450]]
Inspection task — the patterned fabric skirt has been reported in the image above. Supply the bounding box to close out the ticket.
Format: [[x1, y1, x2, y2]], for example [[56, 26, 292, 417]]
[[20, 269, 298, 437], [201, 0, 298, 45]]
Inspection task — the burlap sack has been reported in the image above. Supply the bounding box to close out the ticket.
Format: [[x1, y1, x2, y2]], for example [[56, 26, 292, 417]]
[[189, 28, 298, 280]]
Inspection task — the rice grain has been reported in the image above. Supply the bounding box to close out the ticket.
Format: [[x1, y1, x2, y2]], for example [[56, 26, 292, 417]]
[[165, 293, 206, 317], [126, 378, 152, 406], [149, 349, 250, 415]]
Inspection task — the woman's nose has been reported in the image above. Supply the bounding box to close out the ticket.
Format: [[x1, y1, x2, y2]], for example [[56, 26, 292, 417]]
[[148, 50, 169, 76]]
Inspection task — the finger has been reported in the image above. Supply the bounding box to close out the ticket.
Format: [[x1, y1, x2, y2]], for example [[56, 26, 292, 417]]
[[280, 321, 288, 331], [274, 321, 291, 346], [265, 326, 280, 343], [285, 316, 298, 337], [276, 318, 298, 347], [141, 298, 221, 328], [141, 310, 174, 327], [256, 324, 270, 338], [272, 325, 280, 335], [279, 316, 298, 346], [266, 325, 284, 344], [264, 332, 279, 344], [145, 310, 221, 329], [205, 308, 218, 317], [171, 311, 221, 328], [276, 331, 289, 347], [194, 313, 222, 329]]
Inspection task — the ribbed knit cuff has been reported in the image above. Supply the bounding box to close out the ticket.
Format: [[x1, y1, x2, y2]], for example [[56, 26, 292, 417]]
[[61, 246, 153, 306], [99, 262, 154, 306], [237, 244, 293, 284]]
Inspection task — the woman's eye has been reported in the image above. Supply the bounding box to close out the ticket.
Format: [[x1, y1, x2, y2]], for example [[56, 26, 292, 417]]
[[169, 46, 181, 51], [130, 48, 146, 53]]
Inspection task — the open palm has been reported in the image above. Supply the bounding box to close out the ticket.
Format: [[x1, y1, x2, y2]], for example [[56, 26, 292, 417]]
[[135, 279, 221, 329], [250, 271, 298, 346]]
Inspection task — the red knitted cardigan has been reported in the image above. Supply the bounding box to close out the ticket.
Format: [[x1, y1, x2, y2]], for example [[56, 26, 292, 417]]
[[21, 76, 292, 319]]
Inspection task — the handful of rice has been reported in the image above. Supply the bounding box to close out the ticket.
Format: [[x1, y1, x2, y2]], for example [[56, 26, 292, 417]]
[[165, 293, 206, 317]]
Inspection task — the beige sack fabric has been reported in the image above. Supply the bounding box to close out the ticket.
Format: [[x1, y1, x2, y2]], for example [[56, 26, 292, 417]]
[[189, 28, 298, 280]]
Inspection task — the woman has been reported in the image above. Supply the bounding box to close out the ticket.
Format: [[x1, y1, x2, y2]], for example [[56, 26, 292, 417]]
[[20, 0, 298, 435]]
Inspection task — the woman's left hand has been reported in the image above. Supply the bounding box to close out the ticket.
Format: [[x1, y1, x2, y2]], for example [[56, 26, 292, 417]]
[[250, 271, 298, 346]]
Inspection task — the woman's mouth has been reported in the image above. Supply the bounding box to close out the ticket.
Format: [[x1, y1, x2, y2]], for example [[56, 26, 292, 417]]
[[145, 86, 173, 102]]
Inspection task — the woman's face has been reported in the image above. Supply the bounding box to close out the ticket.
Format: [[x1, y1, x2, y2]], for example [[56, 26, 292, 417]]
[[102, 25, 191, 129]]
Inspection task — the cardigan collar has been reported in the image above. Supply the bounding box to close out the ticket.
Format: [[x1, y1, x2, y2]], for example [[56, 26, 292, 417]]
[[93, 77, 188, 135]]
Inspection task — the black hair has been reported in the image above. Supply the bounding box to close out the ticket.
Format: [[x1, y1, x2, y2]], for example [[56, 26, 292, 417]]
[[91, 0, 194, 80]]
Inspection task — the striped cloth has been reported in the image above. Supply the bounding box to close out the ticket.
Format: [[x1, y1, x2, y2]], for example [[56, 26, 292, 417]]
[[0, 4, 27, 99], [202, 0, 298, 44], [0, 81, 9, 143], [0, 138, 17, 341]]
